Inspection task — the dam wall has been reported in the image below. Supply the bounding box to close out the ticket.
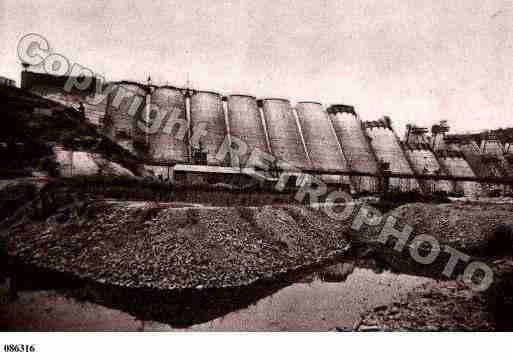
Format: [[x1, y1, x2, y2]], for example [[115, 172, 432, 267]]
[[431, 122, 482, 197], [189, 91, 228, 166], [481, 136, 513, 177], [451, 138, 508, 195], [438, 153, 481, 197], [261, 99, 311, 170], [403, 125, 453, 193], [364, 119, 420, 192], [104, 82, 148, 154], [403, 145, 453, 193], [148, 87, 189, 164], [227, 95, 270, 167], [295, 102, 351, 187], [328, 105, 380, 193], [18, 70, 513, 196], [460, 143, 502, 195]]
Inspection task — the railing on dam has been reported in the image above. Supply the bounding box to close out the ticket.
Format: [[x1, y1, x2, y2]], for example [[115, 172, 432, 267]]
[[170, 164, 513, 195], [298, 168, 513, 185]]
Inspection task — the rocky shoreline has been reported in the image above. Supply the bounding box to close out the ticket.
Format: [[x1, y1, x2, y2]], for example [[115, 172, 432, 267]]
[[358, 280, 495, 331], [3, 198, 513, 330]]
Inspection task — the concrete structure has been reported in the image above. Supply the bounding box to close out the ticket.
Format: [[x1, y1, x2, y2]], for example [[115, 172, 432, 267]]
[[468, 133, 510, 195], [295, 102, 351, 187], [432, 122, 481, 196], [403, 125, 453, 193], [328, 105, 380, 193], [261, 98, 311, 170], [190, 91, 228, 166], [104, 81, 148, 154], [482, 133, 513, 177], [18, 70, 513, 196], [439, 155, 481, 197], [365, 118, 420, 192], [148, 86, 189, 164], [227, 95, 270, 167]]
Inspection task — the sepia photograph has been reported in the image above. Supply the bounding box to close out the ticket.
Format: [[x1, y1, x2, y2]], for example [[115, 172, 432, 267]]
[[1, 0, 512, 356]]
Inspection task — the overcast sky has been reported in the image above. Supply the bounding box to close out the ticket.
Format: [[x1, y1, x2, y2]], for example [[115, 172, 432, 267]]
[[1, 0, 512, 133]]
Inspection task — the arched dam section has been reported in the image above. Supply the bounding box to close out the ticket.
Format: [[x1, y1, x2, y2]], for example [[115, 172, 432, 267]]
[[189, 91, 228, 166], [295, 102, 351, 186], [438, 151, 481, 197], [403, 144, 454, 193], [148, 86, 189, 164], [227, 95, 270, 167], [364, 119, 420, 192], [431, 122, 482, 197], [403, 125, 453, 193], [328, 105, 380, 193], [104, 81, 148, 154], [480, 135, 513, 192], [261, 99, 311, 170], [454, 139, 505, 196]]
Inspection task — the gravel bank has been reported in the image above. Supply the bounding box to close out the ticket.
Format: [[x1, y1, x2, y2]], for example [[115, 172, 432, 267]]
[[359, 280, 494, 331], [6, 201, 350, 290], [387, 202, 513, 254]]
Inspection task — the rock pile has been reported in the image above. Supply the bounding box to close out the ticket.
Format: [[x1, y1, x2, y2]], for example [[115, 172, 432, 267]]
[[387, 202, 513, 254], [6, 201, 350, 290], [359, 280, 494, 331]]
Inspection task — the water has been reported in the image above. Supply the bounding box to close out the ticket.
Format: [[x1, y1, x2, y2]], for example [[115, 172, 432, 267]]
[[0, 261, 432, 331]]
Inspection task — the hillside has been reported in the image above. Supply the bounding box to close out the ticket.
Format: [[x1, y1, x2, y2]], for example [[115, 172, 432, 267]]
[[0, 85, 141, 177]]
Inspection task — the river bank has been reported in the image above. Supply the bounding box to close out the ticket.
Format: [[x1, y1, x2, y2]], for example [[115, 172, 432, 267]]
[[358, 279, 494, 331], [2, 199, 513, 330]]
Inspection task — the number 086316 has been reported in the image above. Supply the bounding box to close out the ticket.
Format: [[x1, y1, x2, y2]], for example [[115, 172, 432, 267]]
[[4, 344, 36, 353]]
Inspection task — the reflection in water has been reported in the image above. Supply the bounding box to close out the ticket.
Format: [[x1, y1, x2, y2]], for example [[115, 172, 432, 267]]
[[1, 260, 432, 331], [168, 263, 430, 331]]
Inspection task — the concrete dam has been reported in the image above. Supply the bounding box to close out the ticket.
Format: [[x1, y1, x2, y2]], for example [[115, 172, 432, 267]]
[[20, 70, 513, 196]]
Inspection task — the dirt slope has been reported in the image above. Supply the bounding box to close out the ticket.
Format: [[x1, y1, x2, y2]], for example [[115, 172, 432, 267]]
[[0, 85, 139, 177]]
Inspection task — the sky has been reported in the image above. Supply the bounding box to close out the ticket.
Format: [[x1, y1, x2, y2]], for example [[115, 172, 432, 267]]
[[1, 0, 512, 134]]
